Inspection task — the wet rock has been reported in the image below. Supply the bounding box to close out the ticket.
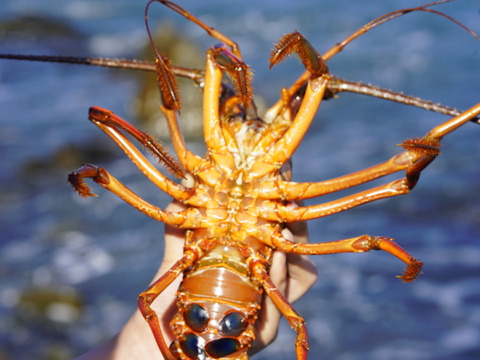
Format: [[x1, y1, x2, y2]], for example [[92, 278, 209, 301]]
[[15, 286, 84, 326], [0, 15, 88, 54]]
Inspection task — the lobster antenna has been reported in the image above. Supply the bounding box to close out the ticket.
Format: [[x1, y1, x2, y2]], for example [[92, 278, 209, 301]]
[[323, 0, 479, 61], [365, 1, 480, 43]]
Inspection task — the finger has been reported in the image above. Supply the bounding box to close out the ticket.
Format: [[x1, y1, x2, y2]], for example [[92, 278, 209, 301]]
[[281, 202, 318, 303], [148, 201, 187, 343], [285, 253, 318, 303], [159, 200, 187, 273], [280, 227, 318, 304], [286, 219, 308, 244]]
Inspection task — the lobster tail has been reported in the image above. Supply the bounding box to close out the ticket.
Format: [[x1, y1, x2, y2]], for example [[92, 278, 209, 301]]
[[169, 244, 263, 359]]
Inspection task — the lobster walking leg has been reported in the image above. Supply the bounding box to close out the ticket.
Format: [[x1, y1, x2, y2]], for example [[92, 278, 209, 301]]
[[68, 164, 207, 228], [424, 101, 480, 139], [273, 233, 422, 282], [251, 261, 309, 360], [202, 48, 237, 174], [138, 249, 199, 360], [247, 225, 422, 282], [259, 178, 413, 222], [256, 146, 437, 201]]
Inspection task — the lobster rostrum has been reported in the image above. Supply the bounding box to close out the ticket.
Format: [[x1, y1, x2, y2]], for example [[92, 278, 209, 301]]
[[6, 0, 477, 359]]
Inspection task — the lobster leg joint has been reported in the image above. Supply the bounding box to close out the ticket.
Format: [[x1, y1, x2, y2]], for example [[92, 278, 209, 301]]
[[67, 163, 109, 197], [352, 235, 423, 282]]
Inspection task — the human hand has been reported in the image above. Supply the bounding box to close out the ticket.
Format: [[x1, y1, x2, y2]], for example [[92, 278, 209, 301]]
[[75, 201, 318, 359]]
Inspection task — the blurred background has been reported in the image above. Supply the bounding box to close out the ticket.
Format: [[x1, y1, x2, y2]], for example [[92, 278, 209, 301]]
[[1, 0, 479, 359]]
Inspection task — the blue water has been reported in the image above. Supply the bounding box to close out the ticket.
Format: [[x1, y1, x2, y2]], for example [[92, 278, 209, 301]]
[[1, 0, 480, 359]]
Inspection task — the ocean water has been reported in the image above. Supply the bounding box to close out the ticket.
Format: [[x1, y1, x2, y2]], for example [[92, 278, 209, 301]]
[[1, 0, 480, 359]]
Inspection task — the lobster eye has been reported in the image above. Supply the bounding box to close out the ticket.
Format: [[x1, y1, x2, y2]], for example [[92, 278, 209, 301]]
[[184, 303, 209, 332], [205, 338, 242, 358], [180, 333, 206, 360], [218, 311, 248, 337]]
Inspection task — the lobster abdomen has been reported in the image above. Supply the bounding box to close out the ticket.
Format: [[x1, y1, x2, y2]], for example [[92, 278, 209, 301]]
[[170, 243, 264, 359]]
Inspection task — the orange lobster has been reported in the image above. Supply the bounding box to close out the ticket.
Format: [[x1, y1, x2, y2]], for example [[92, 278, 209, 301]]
[[3, 0, 479, 359]]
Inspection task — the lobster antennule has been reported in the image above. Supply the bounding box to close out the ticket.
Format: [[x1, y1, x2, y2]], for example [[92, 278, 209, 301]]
[[210, 44, 256, 116], [156, 54, 182, 111], [145, 0, 182, 112]]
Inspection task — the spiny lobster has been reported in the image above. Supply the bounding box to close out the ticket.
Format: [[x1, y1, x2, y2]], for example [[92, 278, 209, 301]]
[[2, 0, 479, 359]]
